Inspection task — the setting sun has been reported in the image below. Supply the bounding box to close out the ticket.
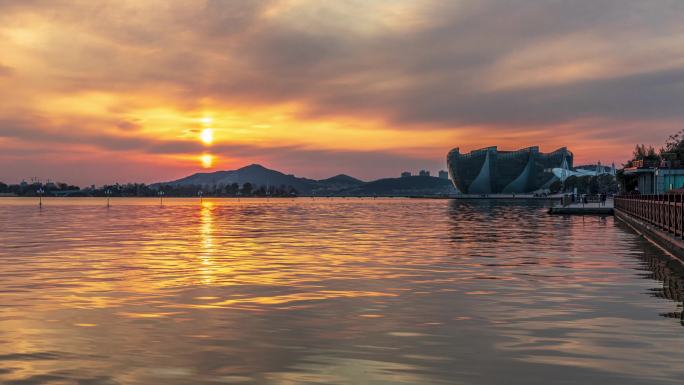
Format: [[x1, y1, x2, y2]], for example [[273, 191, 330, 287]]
[[200, 153, 214, 168], [200, 128, 214, 145]]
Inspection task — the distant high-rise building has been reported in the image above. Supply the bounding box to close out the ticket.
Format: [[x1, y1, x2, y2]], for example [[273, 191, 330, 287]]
[[401, 171, 411, 178], [419, 170, 430, 177], [438, 170, 449, 179]]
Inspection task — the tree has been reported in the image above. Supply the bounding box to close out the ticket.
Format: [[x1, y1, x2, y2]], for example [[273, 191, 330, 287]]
[[254, 185, 267, 196], [241, 183, 253, 196], [596, 174, 618, 194], [227, 183, 240, 196], [549, 180, 562, 194], [588, 176, 600, 194], [216, 183, 226, 196], [564, 175, 578, 192], [633, 144, 659, 161], [661, 129, 684, 161]]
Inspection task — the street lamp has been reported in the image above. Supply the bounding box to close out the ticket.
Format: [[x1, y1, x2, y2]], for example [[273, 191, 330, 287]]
[[37, 188, 44, 208], [105, 189, 112, 208], [158, 190, 165, 207], [198, 190, 203, 203]]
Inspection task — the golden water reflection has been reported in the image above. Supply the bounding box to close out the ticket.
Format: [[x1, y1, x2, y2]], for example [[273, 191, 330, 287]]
[[199, 200, 216, 285], [0, 198, 682, 385]]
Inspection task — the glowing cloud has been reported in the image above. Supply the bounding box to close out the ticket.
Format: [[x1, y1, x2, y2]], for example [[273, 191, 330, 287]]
[[0, 0, 683, 185]]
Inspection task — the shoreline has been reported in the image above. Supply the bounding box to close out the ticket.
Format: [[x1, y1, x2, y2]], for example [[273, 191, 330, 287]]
[[0, 195, 561, 200]]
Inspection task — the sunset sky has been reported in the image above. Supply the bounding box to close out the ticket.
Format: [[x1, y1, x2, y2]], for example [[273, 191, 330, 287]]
[[1, 0, 684, 185]]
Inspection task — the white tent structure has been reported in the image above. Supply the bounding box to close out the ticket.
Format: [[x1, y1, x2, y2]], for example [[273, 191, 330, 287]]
[[551, 160, 616, 182]]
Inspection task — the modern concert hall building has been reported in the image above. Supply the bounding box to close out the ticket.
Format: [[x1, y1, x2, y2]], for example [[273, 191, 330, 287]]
[[446, 146, 573, 194]]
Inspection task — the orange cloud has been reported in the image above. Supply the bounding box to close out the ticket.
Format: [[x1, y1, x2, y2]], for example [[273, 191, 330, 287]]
[[1, 0, 683, 185]]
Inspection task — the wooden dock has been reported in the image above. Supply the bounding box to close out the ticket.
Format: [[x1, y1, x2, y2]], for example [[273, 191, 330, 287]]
[[548, 200, 614, 215]]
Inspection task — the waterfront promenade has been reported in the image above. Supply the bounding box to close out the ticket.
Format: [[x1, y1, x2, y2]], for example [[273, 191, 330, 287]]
[[615, 194, 684, 264]]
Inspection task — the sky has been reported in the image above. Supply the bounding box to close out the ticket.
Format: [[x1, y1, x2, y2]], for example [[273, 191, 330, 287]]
[[1, 0, 684, 185]]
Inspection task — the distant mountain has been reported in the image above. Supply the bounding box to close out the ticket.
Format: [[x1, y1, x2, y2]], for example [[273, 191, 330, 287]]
[[313, 174, 365, 194], [157, 164, 456, 196], [318, 174, 364, 185], [158, 164, 318, 193]]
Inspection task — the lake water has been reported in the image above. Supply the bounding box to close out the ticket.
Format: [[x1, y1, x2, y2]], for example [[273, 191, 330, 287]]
[[0, 198, 683, 385]]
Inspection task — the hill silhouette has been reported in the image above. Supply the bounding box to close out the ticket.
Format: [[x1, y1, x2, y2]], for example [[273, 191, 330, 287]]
[[157, 164, 455, 196]]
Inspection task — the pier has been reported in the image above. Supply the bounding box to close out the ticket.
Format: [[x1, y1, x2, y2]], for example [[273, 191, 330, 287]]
[[548, 201, 613, 215], [548, 196, 613, 215]]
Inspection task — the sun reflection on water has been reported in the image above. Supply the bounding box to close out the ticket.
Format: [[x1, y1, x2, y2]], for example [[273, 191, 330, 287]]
[[199, 200, 216, 285], [0, 198, 682, 385]]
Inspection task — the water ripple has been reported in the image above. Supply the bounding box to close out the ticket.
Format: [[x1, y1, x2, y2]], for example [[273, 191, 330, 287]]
[[0, 197, 683, 384]]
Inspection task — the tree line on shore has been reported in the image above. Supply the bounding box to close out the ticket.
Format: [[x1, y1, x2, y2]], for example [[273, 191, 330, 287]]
[[623, 129, 684, 168], [617, 128, 684, 192], [549, 174, 618, 195], [0, 181, 299, 197]]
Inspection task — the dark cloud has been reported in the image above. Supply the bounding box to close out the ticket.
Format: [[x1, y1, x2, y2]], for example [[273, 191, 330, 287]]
[[159, 0, 684, 128], [387, 67, 684, 126], [116, 121, 141, 131], [5, 0, 681, 128]]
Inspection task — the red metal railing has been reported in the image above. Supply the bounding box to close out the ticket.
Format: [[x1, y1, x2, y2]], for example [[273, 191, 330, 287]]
[[615, 195, 684, 238]]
